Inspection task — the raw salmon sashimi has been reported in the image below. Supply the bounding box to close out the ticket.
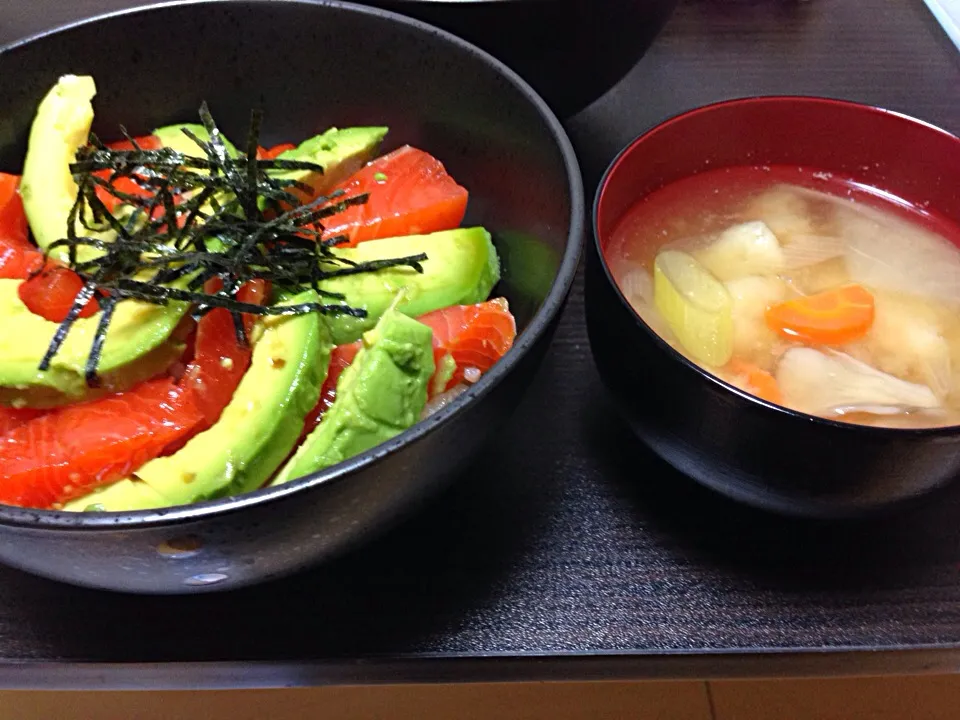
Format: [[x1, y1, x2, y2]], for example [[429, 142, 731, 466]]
[[0, 378, 204, 508], [0, 407, 46, 436], [0, 173, 28, 249], [0, 172, 40, 278], [299, 298, 516, 437], [178, 279, 269, 431], [0, 172, 100, 320], [296, 341, 360, 444], [320, 146, 468, 246], [418, 297, 517, 392], [93, 135, 164, 213]]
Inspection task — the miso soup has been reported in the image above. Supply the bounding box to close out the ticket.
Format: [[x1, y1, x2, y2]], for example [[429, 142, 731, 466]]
[[606, 165, 960, 429]]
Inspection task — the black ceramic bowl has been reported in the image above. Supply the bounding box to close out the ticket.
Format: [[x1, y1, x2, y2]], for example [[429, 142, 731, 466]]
[[0, 0, 583, 593], [586, 97, 960, 519], [360, 0, 678, 117]]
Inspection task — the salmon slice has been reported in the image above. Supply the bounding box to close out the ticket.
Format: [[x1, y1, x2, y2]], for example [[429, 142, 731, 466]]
[[320, 146, 468, 246], [418, 297, 517, 392], [93, 135, 164, 213], [0, 173, 101, 319], [296, 341, 360, 445], [0, 378, 203, 508], [0, 407, 47, 436]]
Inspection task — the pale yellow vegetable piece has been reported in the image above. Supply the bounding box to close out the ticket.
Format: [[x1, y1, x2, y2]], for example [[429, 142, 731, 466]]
[[695, 221, 785, 282], [725, 275, 787, 369], [742, 184, 815, 241], [861, 290, 953, 399], [653, 250, 733, 367]]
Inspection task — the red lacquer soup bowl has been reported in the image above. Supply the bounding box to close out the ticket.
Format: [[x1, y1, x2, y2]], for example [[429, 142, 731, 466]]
[[585, 96, 960, 517]]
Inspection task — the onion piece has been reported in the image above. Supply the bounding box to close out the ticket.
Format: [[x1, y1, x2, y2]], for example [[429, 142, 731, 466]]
[[781, 233, 846, 269], [619, 266, 654, 306], [824, 195, 960, 306], [614, 263, 678, 343]]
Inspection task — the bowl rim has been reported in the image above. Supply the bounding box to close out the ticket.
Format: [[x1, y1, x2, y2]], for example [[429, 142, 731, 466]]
[[0, 0, 585, 529], [592, 94, 960, 439]]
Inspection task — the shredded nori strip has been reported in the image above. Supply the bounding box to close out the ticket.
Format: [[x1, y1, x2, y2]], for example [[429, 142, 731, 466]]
[[39, 105, 425, 382]]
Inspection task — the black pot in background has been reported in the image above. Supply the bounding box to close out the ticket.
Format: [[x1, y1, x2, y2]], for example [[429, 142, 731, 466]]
[[362, 0, 678, 118], [0, 0, 584, 593]]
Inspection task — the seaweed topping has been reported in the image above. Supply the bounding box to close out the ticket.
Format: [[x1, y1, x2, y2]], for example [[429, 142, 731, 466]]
[[38, 104, 425, 383]]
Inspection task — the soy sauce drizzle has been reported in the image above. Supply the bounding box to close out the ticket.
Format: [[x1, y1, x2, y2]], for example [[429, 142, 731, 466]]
[[38, 104, 426, 382]]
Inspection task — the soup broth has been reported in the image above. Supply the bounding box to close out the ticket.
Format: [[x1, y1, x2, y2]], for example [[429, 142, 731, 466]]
[[606, 165, 960, 429]]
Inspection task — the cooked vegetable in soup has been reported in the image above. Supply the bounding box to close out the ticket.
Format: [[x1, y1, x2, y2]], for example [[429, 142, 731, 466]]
[[606, 165, 960, 429]]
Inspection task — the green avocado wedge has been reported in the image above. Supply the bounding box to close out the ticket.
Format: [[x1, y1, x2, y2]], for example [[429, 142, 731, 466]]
[[320, 227, 500, 345], [272, 126, 387, 198], [152, 122, 239, 157], [271, 305, 434, 486], [19, 75, 114, 263], [64, 290, 331, 511], [0, 279, 190, 407]]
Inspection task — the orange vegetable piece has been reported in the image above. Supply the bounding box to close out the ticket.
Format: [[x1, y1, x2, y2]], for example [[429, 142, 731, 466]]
[[726, 357, 783, 405], [319, 146, 469, 247], [765, 284, 875, 346], [0, 378, 203, 508]]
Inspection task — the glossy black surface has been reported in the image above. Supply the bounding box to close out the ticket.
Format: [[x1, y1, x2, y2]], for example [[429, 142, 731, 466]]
[[1, 0, 960, 686], [0, 0, 583, 593], [360, 0, 678, 117]]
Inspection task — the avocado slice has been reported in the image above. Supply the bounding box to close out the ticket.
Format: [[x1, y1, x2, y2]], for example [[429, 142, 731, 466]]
[[153, 122, 239, 157], [62, 477, 170, 513], [320, 227, 500, 345], [0, 279, 190, 407], [271, 305, 434, 485], [19, 75, 114, 263], [271, 127, 387, 199], [64, 290, 331, 511]]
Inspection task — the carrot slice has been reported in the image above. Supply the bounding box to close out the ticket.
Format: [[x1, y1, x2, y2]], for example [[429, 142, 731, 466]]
[[765, 284, 875, 345], [726, 357, 782, 405]]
